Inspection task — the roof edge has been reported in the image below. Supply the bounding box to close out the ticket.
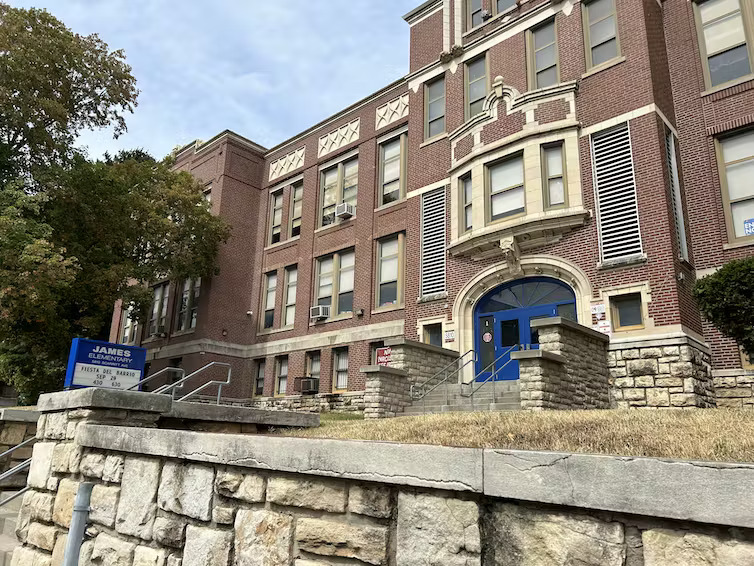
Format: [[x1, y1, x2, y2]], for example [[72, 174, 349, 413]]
[[174, 130, 267, 161], [403, 0, 443, 24]]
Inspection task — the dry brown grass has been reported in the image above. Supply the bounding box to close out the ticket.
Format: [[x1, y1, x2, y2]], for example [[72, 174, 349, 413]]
[[276, 409, 754, 463]]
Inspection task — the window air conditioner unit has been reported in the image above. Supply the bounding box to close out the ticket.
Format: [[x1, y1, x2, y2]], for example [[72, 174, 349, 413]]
[[300, 377, 320, 395], [310, 305, 330, 320], [335, 202, 355, 219]]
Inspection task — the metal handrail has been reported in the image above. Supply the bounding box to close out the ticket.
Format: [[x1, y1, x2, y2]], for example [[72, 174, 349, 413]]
[[0, 436, 35, 461], [153, 362, 232, 405], [461, 343, 528, 407], [411, 350, 476, 401], [127, 367, 185, 392], [0, 458, 31, 484], [0, 486, 28, 508]]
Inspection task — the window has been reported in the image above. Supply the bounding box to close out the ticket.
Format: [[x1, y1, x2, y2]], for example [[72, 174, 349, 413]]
[[495, 0, 516, 14], [320, 158, 358, 226], [317, 250, 355, 316], [461, 174, 473, 233], [719, 130, 754, 241], [421, 188, 446, 297], [254, 361, 265, 396], [148, 283, 169, 337], [529, 20, 558, 89], [425, 76, 446, 139], [379, 132, 407, 206], [488, 155, 525, 221], [121, 307, 138, 345], [262, 271, 277, 329], [276, 357, 288, 395], [333, 348, 349, 391], [377, 233, 405, 308], [284, 266, 297, 327], [583, 0, 620, 68], [290, 181, 303, 238], [695, 0, 752, 88], [467, 0, 483, 30], [306, 352, 321, 380], [176, 278, 201, 332], [611, 293, 644, 331], [203, 185, 212, 203], [269, 191, 283, 245], [423, 323, 443, 347], [592, 123, 642, 262], [665, 131, 689, 260], [466, 56, 488, 120], [370, 341, 385, 364], [542, 143, 566, 209]]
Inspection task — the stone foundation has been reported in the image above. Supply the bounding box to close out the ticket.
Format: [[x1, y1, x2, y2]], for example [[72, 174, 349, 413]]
[[247, 391, 365, 413], [382, 337, 459, 385], [609, 335, 715, 408], [362, 365, 411, 419]]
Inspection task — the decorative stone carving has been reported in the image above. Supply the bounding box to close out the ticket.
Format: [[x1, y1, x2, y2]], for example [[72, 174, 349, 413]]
[[500, 236, 521, 275], [268, 146, 306, 182], [375, 93, 409, 130], [318, 119, 360, 158]]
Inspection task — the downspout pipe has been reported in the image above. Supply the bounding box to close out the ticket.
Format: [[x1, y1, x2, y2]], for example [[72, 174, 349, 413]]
[[62, 482, 94, 566]]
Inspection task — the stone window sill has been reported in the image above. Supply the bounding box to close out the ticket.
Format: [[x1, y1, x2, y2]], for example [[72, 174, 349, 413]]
[[314, 218, 355, 235], [581, 56, 626, 80], [264, 236, 300, 253], [372, 304, 405, 315], [374, 200, 406, 214], [309, 313, 353, 327], [420, 133, 449, 149], [257, 326, 294, 337], [701, 75, 754, 98]]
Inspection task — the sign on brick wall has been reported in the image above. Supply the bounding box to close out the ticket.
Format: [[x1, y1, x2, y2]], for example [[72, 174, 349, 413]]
[[64, 338, 146, 390], [376, 347, 392, 366]]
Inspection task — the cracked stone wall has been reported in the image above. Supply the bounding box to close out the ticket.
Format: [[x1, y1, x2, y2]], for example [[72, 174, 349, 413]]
[[12, 401, 754, 565]]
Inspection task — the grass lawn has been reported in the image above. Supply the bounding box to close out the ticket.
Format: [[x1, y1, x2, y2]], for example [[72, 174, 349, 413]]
[[276, 409, 754, 463]]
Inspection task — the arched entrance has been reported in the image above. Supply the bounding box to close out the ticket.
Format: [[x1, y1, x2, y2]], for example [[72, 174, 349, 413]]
[[474, 277, 576, 381]]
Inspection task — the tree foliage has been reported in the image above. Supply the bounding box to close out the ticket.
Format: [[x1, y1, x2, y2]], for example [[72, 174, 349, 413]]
[[694, 257, 754, 358], [0, 4, 229, 403]]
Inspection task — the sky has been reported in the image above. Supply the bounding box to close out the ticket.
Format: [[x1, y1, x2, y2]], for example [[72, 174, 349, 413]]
[[10, 0, 419, 159]]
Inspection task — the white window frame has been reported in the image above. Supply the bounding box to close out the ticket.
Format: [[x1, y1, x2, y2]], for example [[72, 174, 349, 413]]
[[333, 348, 349, 391], [262, 271, 277, 330], [376, 233, 405, 309], [316, 250, 355, 318], [283, 266, 297, 328]]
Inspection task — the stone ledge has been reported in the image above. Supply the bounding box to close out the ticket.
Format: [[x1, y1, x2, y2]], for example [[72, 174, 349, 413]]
[[530, 317, 610, 343], [484, 449, 754, 529], [38, 389, 172, 414], [383, 337, 459, 358], [76, 424, 483, 493], [361, 366, 409, 377], [608, 331, 710, 353], [511, 350, 565, 364], [166, 402, 319, 428], [0, 409, 40, 423]]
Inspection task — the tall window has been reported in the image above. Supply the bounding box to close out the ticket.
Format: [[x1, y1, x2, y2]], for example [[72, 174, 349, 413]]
[[377, 233, 405, 308], [276, 357, 288, 395], [467, 0, 483, 29], [148, 283, 169, 337], [695, 0, 752, 88], [283, 266, 297, 327], [489, 155, 525, 221], [254, 361, 265, 396], [320, 158, 358, 226], [262, 271, 277, 329], [719, 130, 754, 241], [269, 190, 283, 245], [529, 20, 558, 89], [317, 250, 355, 316], [290, 181, 303, 238], [542, 144, 566, 209], [466, 56, 488, 120], [176, 278, 201, 332], [379, 133, 407, 206], [462, 174, 473, 232], [495, 0, 516, 14], [583, 0, 620, 68], [306, 352, 321, 381], [203, 185, 212, 204], [425, 76, 446, 139], [121, 307, 138, 345], [333, 348, 349, 391]]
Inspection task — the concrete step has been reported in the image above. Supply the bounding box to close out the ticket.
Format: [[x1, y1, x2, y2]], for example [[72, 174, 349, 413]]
[[403, 401, 521, 415], [0, 531, 20, 566]]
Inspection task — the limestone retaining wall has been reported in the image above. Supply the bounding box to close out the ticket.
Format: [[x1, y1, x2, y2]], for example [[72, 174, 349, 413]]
[[361, 365, 411, 419], [382, 337, 459, 385], [9, 388, 754, 565], [0, 409, 38, 490], [712, 369, 754, 408]]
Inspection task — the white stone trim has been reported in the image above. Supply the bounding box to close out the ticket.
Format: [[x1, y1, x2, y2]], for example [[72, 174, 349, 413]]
[[406, 1, 444, 26], [407, 178, 449, 200], [376, 124, 409, 145], [268, 174, 303, 194], [268, 146, 306, 182], [318, 148, 359, 172], [580, 104, 668, 137], [375, 93, 410, 131], [443, 0, 451, 51], [318, 118, 361, 158]]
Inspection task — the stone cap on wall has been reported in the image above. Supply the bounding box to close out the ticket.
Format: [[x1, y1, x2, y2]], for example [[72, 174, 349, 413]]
[[510, 350, 566, 364], [76, 422, 754, 530], [0, 408, 40, 423], [361, 365, 410, 377], [608, 330, 709, 353], [383, 337, 460, 358], [530, 317, 610, 343]]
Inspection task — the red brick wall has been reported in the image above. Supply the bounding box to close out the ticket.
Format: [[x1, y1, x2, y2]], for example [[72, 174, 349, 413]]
[[410, 8, 444, 72]]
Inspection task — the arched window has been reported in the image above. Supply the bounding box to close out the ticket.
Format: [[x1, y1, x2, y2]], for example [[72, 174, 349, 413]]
[[476, 277, 576, 316]]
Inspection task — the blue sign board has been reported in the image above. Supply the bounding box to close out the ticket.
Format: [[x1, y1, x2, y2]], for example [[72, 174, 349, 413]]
[[745, 219, 754, 236], [64, 338, 147, 390]]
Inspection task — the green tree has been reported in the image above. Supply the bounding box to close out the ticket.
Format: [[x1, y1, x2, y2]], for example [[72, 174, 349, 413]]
[[694, 257, 754, 358]]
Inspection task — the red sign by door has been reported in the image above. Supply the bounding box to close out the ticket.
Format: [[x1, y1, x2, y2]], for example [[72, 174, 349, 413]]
[[376, 347, 392, 366]]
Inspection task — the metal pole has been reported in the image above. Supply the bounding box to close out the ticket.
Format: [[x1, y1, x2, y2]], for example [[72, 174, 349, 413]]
[[62, 482, 94, 566]]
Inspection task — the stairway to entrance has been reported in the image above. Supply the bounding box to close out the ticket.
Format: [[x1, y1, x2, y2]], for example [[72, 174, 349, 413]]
[[0, 492, 23, 565], [403, 380, 521, 416]]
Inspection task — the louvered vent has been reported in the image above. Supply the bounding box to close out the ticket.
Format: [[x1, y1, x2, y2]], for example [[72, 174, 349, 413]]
[[665, 130, 689, 261], [421, 187, 446, 297], [592, 123, 643, 262]]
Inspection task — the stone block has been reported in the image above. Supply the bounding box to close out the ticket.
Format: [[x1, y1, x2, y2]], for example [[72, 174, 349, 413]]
[[26, 491, 54, 523], [297, 517, 387, 566], [622, 389, 645, 401], [53, 479, 78, 528], [134, 546, 168, 566], [621, 349, 640, 360], [646, 389, 670, 407], [44, 413, 68, 440], [716, 387, 752, 398], [51, 533, 66, 565], [349, 485, 392, 518], [80, 452, 106, 478], [634, 376, 655, 388], [267, 477, 346, 512], [153, 515, 186, 548], [641, 348, 662, 359], [28, 442, 55, 489], [115, 457, 160, 540], [627, 359, 658, 376], [0, 422, 28, 445], [670, 362, 695, 378], [642, 528, 754, 565], [90, 484, 120, 528], [212, 506, 235, 525], [91, 532, 137, 566], [51, 443, 76, 473], [655, 377, 683, 388], [182, 525, 232, 566], [27, 522, 58, 551], [10, 547, 52, 566], [103, 454, 125, 483], [397, 492, 480, 566], [158, 462, 214, 521], [234, 509, 292, 566], [167, 555, 182, 566], [670, 393, 698, 407], [488, 503, 625, 565], [214, 471, 265, 503]]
